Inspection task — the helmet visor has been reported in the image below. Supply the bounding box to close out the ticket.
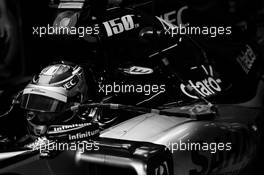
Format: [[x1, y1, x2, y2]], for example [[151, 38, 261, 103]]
[[21, 94, 66, 112]]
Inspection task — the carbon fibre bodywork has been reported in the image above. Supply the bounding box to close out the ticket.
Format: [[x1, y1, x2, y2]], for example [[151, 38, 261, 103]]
[[73, 104, 263, 175], [1, 104, 263, 175]]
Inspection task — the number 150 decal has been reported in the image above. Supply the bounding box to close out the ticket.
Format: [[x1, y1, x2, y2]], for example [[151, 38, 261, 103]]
[[103, 15, 137, 37]]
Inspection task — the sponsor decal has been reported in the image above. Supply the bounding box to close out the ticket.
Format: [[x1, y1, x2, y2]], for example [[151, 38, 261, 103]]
[[236, 45, 256, 74], [123, 66, 154, 75], [176, 6, 188, 26], [160, 6, 188, 26], [181, 77, 222, 99], [47, 123, 100, 141], [68, 129, 100, 141], [180, 65, 222, 99], [63, 75, 79, 89], [156, 17, 182, 44], [160, 10, 177, 24], [156, 16, 176, 34], [103, 14, 139, 37], [50, 123, 91, 133]]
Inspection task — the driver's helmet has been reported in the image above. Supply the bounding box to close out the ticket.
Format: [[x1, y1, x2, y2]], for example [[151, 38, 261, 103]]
[[20, 61, 88, 136]]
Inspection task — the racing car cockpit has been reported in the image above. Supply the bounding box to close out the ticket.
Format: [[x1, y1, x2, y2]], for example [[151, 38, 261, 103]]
[[17, 61, 102, 145]]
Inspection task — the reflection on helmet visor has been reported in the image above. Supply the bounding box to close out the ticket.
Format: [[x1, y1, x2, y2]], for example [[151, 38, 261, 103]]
[[21, 94, 66, 112]]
